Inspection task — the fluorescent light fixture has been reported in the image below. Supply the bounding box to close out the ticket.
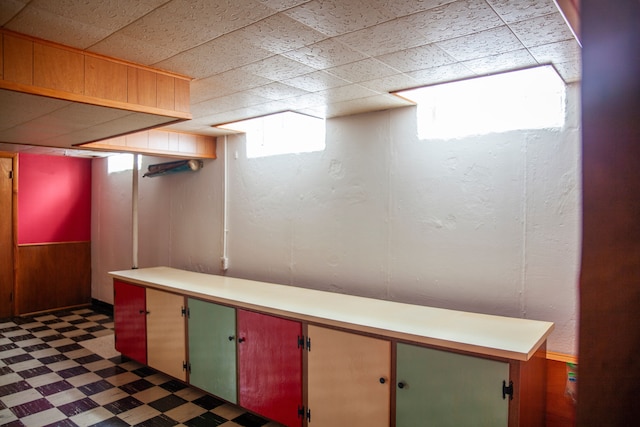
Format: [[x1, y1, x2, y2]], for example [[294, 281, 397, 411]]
[[395, 65, 566, 140], [217, 111, 326, 158]]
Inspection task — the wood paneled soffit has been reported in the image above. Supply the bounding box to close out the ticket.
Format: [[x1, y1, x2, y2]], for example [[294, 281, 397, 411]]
[[0, 30, 192, 150]]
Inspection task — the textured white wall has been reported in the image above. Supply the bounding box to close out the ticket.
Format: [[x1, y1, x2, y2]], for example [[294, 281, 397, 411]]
[[92, 83, 580, 354]]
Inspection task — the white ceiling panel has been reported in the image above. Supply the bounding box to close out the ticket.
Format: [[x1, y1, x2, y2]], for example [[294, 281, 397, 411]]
[[283, 0, 396, 37], [0, 0, 581, 147]]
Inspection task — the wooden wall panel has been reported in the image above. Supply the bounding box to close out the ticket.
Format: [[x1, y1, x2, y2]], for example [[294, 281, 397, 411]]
[[148, 130, 169, 151], [85, 56, 128, 102], [16, 242, 91, 315], [156, 74, 175, 111], [579, 2, 640, 425], [33, 43, 84, 94], [175, 77, 190, 112], [128, 66, 157, 107], [3, 34, 33, 85], [0, 33, 3, 80], [546, 357, 577, 427]]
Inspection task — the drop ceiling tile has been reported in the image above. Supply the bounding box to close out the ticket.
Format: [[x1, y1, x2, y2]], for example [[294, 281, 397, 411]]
[[528, 39, 581, 65], [191, 92, 273, 117], [381, 0, 457, 18], [485, 0, 559, 24], [509, 13, 576, 48], [102, 0, 273, 53], [316, 84, 380, 104], [326, 58, 400, 83], [376, 44, 456, 73], [154, 35, 274, 78], [284, 0, 396, 37], [191, 71, 274, 104], [90, 32, 180, 65], [283, 71, 350, 92], [359, 73, 421, 93], [4, 4, 115, 49], [245, 82, 310, 101], [435, 25, 524, 61], [410, 0, 504, 43], [553, 60, 581, 83], [234, 12, 327, 54], [256, 0, 312, 12], [325, 93, 413, 118], [408, 62, 476, 86], [281, 39, 367, 70], [281, 92, 327, 109], [0, 90, 69, 129], [0, 0, 29, 26], [334, 17, 431, 57], [461, 49, 538, 74], [241, 55, 317, 81], [296, 105, 327, 118]]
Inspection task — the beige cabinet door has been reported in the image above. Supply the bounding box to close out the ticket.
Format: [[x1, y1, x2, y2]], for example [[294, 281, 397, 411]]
[[146, 288, 187, 381], [307, 325, 390, 427]]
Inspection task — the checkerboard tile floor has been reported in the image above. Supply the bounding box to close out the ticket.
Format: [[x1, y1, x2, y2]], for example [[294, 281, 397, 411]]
[[0, 308, 285, 427]]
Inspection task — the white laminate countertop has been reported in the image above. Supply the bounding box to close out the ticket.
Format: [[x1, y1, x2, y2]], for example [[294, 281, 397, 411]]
[[110, 266, 554, 362]]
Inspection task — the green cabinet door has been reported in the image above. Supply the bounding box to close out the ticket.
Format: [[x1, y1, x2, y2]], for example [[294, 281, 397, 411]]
[[396, 343, 509, 427], [188, 298, 237, 403]]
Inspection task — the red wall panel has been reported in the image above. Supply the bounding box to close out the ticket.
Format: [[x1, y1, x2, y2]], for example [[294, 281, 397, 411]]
[[18, 153, 91, 244]]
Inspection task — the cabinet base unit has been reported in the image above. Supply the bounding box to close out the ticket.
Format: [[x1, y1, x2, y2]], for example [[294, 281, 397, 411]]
[[396, 343, 509, 427], [307, 325, 391, 427], [113, 280, 147, 365], [110, 267, 554, 427], [238, 309, 303, 427], [187, 298, 237, 404]]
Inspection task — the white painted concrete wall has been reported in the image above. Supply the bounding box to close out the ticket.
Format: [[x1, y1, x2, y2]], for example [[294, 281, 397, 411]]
[[92, 83, 580, 355]]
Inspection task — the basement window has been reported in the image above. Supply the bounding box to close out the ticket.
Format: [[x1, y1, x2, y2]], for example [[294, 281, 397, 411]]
[[217, 111, 326, 158], [107, 153, 142, 174], [395, 65, 566, 140]]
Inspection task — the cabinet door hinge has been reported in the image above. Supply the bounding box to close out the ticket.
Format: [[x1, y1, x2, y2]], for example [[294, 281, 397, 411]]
[[306, 336, 311, 351], [502, 380, 514, 400], [181, 306, 189, 317], [297, 335, 305, 349], [183, 361, 191, 372], [297, 405, 305, 419], [307, 408, 311, 423], [8, 170, 13, 179]]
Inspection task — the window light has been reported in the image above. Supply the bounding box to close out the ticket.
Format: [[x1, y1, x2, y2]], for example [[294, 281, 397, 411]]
[[395, 65, 566, 140], [107, 153, 141, 174], [217, 111, 326, 158]]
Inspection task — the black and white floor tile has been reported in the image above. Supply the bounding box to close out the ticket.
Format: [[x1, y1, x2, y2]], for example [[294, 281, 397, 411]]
[[0, 308, 283, 427]]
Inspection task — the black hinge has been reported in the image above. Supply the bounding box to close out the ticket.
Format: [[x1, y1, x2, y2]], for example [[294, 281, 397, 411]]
[[181, 306, 189, 317], [306, 336, 311, 351], [502, 380, 514, 400], [297, 405, 305, 419], [297, 335, 305, 349], [306, 408, 311, 422], [8, 170, 13, 179], [183, 361, 191, 372]]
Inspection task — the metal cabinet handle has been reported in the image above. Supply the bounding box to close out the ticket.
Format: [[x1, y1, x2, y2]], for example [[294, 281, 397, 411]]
[[379, 377, 386, 384], [238, 337, 246, 343], [398, 381, 406, 389], [228, 335, 235, 341]]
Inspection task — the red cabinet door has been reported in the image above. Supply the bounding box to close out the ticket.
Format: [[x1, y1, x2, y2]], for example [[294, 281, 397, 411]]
[[114, 280, 147, 364], [237, 309, 303, 427]]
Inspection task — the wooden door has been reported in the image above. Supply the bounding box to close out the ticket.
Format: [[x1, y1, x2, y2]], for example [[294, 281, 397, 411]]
[[188, 298, 237, 403], [237, 309, 303, 427], [396, 343, 509, 427], [307, 325, 391, 427], [0, 157, 13, 318], [114, 280, 147, 364], [146, 288, 187, 381]]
